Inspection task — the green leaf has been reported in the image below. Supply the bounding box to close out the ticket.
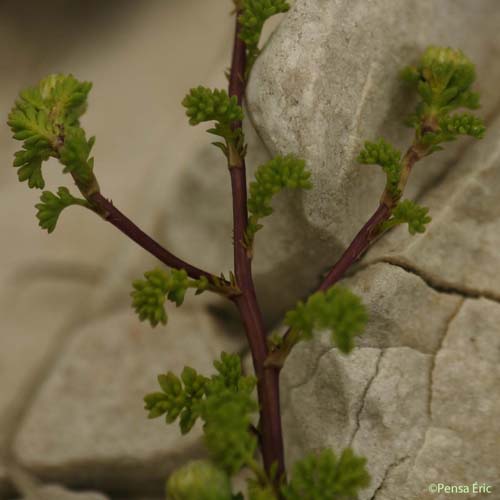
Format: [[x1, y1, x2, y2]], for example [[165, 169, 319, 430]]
[[13, 149, 48, 189], [212, 351, 256, 393], [59, 127, 96, 186], [35, 187, 89, 233], [131, 268, 206, 327], [438, 112, 486, 140], [247, 155, 312, 243], [8, 100, 54, 147], [282, 448, 370, 500], [357, 139, 402, 197], [284, 286, 367, 354], [197, 386, 258, 475], [39, 73, 92, 127], [8, 94, 55, 189], [166, 459, 233, 500], [239, 0, 291, 70], [383, 199, 431, 235], [144, 367, 209, 433], [182, 86, 246, 158]]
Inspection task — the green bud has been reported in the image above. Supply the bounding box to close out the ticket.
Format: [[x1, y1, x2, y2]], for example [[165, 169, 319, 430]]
[[166, 460, 232, 500], [420, 46, 475, 94]]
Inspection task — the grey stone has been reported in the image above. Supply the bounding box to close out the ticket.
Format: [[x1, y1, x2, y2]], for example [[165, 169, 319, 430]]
[[247, 0, 500, 320], [0, 280, 94, 457], [367, 112, 500, 301], [374, 298, 500, 499], [344, 263, 461, 354], [18, 484, 109, 500], [13, 306, 244, 495], [280, 263, 500, 499]]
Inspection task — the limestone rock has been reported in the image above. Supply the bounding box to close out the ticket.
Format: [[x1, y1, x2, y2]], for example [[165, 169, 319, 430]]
[[344, 263, 461, 353], [398, 298, 500, 500], [18, 484, 109, 500], [247, 0, 500, 320], [367, 112, 500, 301], [280, 263, 500, 499], [13, 307, 244, 496], [0, 279, 94, 455]]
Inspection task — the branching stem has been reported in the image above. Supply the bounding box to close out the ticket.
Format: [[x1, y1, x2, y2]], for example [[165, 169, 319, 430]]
[[86, 192, 231, 289], [228, 9, 286, 489]]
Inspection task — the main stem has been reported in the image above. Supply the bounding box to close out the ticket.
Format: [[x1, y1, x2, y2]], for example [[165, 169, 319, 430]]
[[228, 11, 286, 484]]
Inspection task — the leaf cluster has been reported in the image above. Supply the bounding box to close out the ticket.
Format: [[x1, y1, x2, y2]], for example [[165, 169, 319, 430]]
[[182, 86, 243, 126], [8, 74, 93, 190], [282, 448, 370, 500], [238, 0, 291, 70], [247, 155, 312, 244], [284, 286, 367, 354], [357, 139, 402, 197], [131, 268, 209, 327], [8, 74, 100, 232], [401, 46, 485, 150], [182, 86, 246, 159], [145, 353, 257, 474], [144, 366, 209, 434], [425, 112, 486, 147], [382, 199, 432, 235], [198, 382, 258, 474]]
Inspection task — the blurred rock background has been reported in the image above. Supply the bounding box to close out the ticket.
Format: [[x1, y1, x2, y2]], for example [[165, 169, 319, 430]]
[[1, 0, 500, 499], [0, 1, 269, 498]]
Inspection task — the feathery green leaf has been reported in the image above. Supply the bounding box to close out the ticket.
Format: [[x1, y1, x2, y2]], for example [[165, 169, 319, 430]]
[[357, 139, 402, 197], [182, 87, 243, 126], [247, 155, 312, 244], [239, 0, 290, 70], [285, 286, 367, 353], [131, 269, 207, 327], [198, 385, 258, 475], [382, 199, 431, 235], [59, 127, 96, 187], [35, 187, 89, 233], [282, 448, 370, 500]]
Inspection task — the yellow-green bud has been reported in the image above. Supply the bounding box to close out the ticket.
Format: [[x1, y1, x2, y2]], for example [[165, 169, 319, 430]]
[[420, 46, 475, 94], [166, 460, 232, 500]]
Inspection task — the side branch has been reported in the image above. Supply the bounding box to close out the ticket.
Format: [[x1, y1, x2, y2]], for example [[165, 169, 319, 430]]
[[267, 144, 427, 368], [88, 192, 229, 287]]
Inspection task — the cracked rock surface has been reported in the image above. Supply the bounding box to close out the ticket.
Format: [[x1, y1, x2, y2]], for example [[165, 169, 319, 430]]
[[281, 264, 500, 499]]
